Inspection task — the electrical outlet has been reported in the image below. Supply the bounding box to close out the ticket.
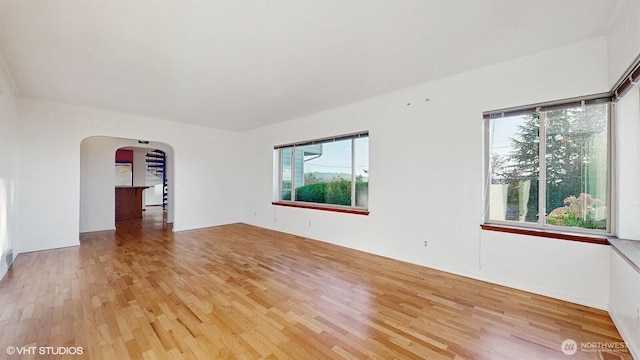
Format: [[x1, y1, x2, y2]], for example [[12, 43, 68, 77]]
[[636, 304, 640, 322], [423, 241, 428, 247], [308, 221, 312, 226]]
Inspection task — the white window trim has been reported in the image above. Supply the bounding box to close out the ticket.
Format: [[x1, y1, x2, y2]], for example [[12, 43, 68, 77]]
[[274, 131, 369, 212], [483, 96, 614, 236]]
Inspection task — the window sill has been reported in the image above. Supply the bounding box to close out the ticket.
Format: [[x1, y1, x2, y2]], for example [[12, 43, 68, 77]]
[[608, 238, 640, 273], [480, 224, 611, 245], [272, 201, 369, 215]]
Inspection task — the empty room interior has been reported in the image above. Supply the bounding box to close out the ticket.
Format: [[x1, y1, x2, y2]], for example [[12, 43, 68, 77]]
[[2, 0, 640, 359]]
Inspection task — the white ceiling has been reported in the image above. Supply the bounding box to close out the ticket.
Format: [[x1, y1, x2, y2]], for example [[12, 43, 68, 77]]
[[0, 0, 623, 131]]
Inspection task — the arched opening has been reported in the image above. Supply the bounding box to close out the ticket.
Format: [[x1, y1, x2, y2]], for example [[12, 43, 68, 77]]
[[80, 136, 175, 233]]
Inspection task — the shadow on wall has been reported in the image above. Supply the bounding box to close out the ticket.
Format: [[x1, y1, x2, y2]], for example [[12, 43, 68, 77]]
[[0, 179, 9, 271]]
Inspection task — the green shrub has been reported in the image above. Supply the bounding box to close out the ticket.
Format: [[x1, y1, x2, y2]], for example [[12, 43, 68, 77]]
[[283, 180, 368, 206], [295, 182, 328, 203], [546, 193, 606, 230]]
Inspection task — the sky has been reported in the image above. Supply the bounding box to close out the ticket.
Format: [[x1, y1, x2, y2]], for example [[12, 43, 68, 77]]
[[490, 115, 527, 157], [303, 138, 369, 178]]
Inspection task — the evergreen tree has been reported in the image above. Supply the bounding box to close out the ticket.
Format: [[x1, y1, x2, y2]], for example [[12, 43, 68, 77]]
[[504, 114, 539, 222], [500, 105, 607, 227]]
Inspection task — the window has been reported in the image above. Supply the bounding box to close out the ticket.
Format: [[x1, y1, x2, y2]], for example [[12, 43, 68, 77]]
[[274, 132, 369, 212], [484, 96, 611, 234]]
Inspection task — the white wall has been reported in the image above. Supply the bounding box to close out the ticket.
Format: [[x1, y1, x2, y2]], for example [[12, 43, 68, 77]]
[[0, 53, 19, 280], [616, 86, 640, 239], [607, 3, 640, 351], [17, 98, 243, 253], [132, 147, 150, 210], [609, 250, 640, 359], [607, 0, 640, 87], [241, 38, 612, 309], [132, 148, 148, 187], [80, 137, 175, 233]]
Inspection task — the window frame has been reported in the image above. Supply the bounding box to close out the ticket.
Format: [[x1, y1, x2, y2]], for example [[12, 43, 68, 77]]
[[483, 94, 614, 236], [273, 131, 369, 214]]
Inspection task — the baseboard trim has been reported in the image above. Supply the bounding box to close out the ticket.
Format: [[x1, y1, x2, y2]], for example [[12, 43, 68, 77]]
[[609, 308, 640, 359]]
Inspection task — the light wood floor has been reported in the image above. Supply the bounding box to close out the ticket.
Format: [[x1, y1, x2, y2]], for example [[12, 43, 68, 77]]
[[0, 210, 632, 359]]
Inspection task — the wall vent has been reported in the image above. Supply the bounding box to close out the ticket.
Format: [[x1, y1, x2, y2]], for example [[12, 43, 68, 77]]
[[5, 249, 13, 269]]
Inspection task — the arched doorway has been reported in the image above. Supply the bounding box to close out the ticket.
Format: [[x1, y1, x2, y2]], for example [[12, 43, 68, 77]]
[[80, 136, 175, 233]]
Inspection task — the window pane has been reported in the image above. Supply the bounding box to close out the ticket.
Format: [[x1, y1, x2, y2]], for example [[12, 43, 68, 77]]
[[545, 104, 608, 230], [488, 114, 540, 223], [281, 147, 292, 200], [355, 137, 369, 208], [297, 141, 352, 206]]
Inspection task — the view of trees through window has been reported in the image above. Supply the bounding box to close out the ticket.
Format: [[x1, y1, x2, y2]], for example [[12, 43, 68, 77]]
[[278, 134, 369, 209], [488, 103, 609, 231]]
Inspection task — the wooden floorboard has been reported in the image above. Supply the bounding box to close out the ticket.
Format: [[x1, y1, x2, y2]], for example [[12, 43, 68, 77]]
[[0, 210, 633, 359]]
